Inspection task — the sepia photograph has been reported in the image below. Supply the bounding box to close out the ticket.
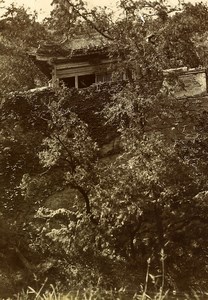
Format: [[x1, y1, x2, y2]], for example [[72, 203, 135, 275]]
[[0, 0, 208, 298]]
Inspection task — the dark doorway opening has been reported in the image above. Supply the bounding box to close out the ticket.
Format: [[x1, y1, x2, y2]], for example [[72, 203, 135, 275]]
[[62, 77, 75, 88], [78, 74, 95, 88]]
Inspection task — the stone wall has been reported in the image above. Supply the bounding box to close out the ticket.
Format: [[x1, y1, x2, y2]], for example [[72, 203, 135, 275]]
[[164, 68, 207, 98]]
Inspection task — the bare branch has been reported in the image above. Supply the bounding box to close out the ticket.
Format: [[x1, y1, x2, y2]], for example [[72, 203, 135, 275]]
[[63, 0, 114, 41]]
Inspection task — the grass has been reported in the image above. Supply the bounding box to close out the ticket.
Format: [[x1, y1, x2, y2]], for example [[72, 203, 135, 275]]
[[6, 251, 208, 300], [13, 287, 208, 300]]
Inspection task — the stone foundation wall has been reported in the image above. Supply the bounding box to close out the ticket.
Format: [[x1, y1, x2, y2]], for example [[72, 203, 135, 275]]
[[164, 68, 207, 98]]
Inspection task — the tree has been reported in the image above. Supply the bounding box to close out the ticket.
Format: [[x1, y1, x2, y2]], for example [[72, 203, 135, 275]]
[[1, 0, 208, 295], [44, 0, 208, 290], [0, 86, 104, 291], [0, 4, 48, 95]]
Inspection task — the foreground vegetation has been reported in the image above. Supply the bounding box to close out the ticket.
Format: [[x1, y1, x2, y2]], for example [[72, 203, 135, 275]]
[[1, 0, 208, 297], [13, 284, 208, 300]]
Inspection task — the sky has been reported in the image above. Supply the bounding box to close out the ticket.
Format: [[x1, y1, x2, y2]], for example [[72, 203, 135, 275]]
[[2, 0, 208, 20], [3, 0, 115, 19]]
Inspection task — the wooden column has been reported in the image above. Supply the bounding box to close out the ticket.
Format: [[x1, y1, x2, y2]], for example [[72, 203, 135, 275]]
[[52, 65, 59, 88], [75, 75, 79, 89]]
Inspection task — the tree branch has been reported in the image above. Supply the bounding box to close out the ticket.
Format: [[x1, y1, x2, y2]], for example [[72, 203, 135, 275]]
[[53, 134, 76, 173], [64, 0, 114, 41], [69, 183, 98, 224]]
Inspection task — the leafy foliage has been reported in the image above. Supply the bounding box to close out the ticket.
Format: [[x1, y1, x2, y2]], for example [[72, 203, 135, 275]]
[[1, 0, 208, 296], [0, 4, 48, 95]]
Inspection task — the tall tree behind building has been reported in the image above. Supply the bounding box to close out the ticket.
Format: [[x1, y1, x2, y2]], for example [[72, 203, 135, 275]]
[[0, 3, 49, 95]]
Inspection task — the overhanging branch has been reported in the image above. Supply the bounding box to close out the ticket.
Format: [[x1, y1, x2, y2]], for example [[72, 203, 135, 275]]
[[63, 0, 114, 41]]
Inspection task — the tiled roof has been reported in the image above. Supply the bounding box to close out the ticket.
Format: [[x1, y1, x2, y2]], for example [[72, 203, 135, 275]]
[[36, 34, 109, 58]]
